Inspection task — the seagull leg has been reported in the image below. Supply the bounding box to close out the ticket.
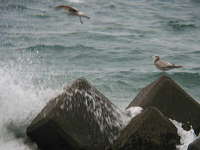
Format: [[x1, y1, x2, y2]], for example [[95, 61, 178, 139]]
[[79, 16, 83, 24]]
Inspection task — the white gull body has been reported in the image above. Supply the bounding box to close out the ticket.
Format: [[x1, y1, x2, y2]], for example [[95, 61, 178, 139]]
[[154, 56, 183, 71]]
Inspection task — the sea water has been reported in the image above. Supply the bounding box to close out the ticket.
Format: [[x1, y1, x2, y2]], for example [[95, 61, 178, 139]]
[[0, 0, 200, 149]]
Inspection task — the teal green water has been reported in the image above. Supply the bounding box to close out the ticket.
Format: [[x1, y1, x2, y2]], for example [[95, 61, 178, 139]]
[[0, 0, 200, 149], [1, 0, 200, 106]]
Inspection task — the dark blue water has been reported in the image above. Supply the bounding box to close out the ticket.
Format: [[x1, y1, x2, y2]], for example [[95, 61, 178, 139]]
[[0, 0, 200, 149]]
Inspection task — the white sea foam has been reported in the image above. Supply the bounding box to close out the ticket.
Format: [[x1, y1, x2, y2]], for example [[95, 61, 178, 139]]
[[170, 119, 198, 150], [0, 67, 59, 150], [121, 106, 143, 126], [126, 106, 143, 118]]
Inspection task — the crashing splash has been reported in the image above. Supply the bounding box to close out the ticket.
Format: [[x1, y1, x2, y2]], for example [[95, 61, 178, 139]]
[[170, 119, 198, 150]]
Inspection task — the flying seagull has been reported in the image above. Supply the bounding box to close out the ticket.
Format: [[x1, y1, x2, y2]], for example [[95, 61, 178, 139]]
[[55, 5, 90, 24], [153, 56, 183, 71]]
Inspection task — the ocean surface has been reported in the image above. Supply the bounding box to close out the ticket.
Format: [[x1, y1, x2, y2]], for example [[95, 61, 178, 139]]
[[0, 0, 200, 149]]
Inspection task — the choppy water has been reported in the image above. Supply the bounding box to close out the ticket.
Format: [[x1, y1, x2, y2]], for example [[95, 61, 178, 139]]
[[0, 0, 200, 149]]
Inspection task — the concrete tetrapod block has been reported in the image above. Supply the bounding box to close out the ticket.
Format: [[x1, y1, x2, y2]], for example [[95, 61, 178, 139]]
[[188, 137, 200, 150], [111, 107, 180, 150], [127, 75, 200, 135], [27, 78, 127, 150]]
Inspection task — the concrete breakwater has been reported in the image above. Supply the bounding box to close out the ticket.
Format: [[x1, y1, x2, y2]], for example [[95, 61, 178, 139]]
[[26, 75, 200, 150]]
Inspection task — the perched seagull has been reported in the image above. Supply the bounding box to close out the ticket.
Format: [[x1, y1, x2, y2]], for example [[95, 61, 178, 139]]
[[153, 56, 183, 71], [55, 5, 90, 24]]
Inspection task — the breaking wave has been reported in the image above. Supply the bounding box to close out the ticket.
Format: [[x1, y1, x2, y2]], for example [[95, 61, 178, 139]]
[[0, 66, 60, 150]]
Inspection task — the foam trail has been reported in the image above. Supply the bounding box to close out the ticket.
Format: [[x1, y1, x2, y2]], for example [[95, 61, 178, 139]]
[[170, 119, 197, 150]]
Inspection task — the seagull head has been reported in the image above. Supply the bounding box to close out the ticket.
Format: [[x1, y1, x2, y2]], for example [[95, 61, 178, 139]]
[[152, 56, 160, 62], [154, 56, 160, 59]]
